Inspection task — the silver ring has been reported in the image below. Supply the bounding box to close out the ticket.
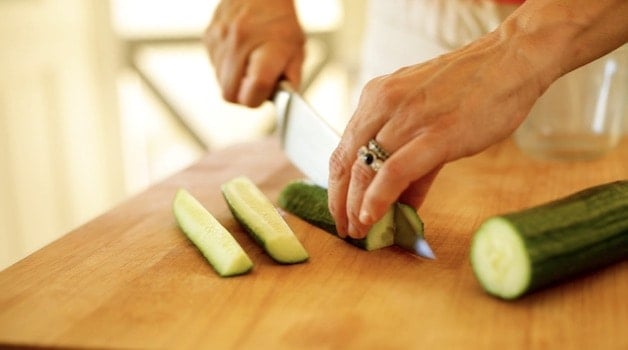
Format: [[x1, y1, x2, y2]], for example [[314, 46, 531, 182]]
[[358, 146, 384, 172], [367, 139, 390, 161]]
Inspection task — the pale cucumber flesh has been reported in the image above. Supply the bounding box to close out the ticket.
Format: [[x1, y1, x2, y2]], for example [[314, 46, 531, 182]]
[[173, 189, 253, 277], [222, 176, 309, 264], [348, 207, 395, 251], [471, 217, 531, 299]]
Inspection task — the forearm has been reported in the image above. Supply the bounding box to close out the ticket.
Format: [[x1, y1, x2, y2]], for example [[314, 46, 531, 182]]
[[499, 0, 628, 89]]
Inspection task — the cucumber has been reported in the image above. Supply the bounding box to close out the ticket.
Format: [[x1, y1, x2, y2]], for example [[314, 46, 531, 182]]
[[222, 176, 309, 264], [394, 202, 435, 259], [173, 189, 253, 277], [471, 180, 628, 300], [347, 207, 395, 251], [277, 180, 421, 251], [394, 203, 425, 250], [277, 180, 338, 235]]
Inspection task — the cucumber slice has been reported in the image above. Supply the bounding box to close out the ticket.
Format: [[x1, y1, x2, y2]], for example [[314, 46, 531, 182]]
[[277, 180, 396, 251], [346, 207, 395, 251], [222, 176, 309, 264], [471, 180, 628, 300], [173, 189, 253, 277]]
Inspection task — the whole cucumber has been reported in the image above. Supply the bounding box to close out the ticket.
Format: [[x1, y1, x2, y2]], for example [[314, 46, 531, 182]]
[[471, 180, 628, 300]]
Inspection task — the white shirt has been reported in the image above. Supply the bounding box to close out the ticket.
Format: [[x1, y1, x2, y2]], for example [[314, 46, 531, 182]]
[[357, 0, 517, 90]]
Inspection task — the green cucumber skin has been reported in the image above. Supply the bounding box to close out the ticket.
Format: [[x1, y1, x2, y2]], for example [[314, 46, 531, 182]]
[[277, 181, 338, 235], [278, 181, 371, 248], [500, 180, 628, 294]]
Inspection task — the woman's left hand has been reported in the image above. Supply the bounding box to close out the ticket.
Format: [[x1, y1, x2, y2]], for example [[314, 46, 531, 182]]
[[327, 32, 549, 239]]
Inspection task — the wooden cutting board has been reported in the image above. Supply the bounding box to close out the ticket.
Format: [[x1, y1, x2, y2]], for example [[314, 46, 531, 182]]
[[0, 137, 626, 349]]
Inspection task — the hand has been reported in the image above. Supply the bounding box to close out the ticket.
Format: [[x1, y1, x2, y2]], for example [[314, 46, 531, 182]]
[[204, 0, 305, 107], [327, 32, 547, 239], [327, 0, 628, 239]]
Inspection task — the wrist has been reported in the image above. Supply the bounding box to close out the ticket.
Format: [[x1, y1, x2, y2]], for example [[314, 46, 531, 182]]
[[498, 0, 628, 90], [496, 4, 577, 92]]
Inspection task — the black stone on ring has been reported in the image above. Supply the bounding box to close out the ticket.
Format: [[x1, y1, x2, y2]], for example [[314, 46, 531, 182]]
[[358, 146, 384, 171]]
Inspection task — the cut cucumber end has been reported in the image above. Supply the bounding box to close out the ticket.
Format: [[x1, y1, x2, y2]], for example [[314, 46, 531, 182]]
[[265, 235, 310, 264], [470, 217, 531, 299], [173, 189, 254, 277]]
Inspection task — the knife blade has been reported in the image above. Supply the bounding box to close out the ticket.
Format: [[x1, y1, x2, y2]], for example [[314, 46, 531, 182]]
[[273, 81, 435, 259], [273, 81, 339, 188]]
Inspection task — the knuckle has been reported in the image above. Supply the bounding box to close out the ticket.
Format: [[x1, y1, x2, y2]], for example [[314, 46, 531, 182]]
[[329, 146, 351, 181], [364, 77, 401, 110], [381, 87, 403, 109], [203, 25, 226, 61], [205, 20, 228, 43], [228, 15, 251, 46]]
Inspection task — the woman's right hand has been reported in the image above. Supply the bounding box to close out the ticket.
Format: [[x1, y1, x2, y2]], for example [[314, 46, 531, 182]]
[[204, 0, 305, 107]]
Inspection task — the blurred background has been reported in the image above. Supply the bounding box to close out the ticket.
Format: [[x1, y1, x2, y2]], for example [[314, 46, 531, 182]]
[[0, 0, 365, 270], [1, 0, 626, 270]]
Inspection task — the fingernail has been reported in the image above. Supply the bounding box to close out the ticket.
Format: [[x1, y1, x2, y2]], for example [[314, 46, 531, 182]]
[[348, 223, 358, 238], [337, 225, 347, 238], [335, 220, 347, 238], [359, 209, 373, 225]]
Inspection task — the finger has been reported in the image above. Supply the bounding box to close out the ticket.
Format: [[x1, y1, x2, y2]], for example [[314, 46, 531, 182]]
[[204, 23, 237, 101], [208, 46, 232, 98], [328, 143, 351, 238], [331, 117, 398, 230], [283, 47, 304, 90], [238, 45, 285, 106], [238, 44, 303, 107], [345, 156, 377, 239], [360, 134, 447, 225], [218, 47, 248, 104], [327, 115, 381, 237], [215, 13, 257, 104], [327, 82, 390, 236], [203, 10, 227, 64]]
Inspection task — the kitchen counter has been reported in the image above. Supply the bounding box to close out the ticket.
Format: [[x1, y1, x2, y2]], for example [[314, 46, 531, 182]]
[[1, 136, 626, 349]]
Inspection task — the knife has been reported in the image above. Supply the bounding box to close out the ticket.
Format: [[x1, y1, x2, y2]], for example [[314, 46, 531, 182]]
[[273, 81, 435, 259]]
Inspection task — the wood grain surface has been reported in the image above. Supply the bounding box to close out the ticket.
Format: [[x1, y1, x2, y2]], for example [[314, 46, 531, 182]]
[[0, 137, 626, 349]]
